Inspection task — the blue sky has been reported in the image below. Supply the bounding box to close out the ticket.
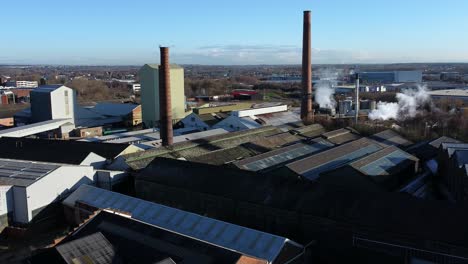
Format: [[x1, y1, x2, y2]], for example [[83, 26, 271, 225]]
[[2, 0, 468, 65]]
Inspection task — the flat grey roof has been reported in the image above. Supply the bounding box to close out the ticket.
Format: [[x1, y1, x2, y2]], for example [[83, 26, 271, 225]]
[[0, 159, 59, 187]]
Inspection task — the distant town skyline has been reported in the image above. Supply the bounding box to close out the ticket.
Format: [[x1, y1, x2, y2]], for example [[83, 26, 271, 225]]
[[2, 0, 468, 65]]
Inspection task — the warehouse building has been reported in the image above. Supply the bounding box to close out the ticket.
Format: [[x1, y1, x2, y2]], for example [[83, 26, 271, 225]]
[[62, 185, 305, 264], [0, 137, 140, 169], [134, 157, 468, 263], [428, 89, 468, 106], [30, 210, 304, 264], [139, 64, 186, 127], [357, 71, 422, 84], [0, 159, 94, 230]]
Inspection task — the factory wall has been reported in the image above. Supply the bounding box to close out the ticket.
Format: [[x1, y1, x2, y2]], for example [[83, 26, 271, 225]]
[[30, 91, 52, 122], [394, 71, 422, 83], [0, 186, 13, 231], [50, 86, 75, 121], [135, 177, 468, 263], [140, 64, 185, 128], [25, 165, 94, 223]]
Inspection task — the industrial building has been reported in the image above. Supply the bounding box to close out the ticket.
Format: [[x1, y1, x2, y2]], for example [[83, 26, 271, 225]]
[[30, 210, 304, 264], [357, 70, 422, 84], [60, 184, 305, 264], [30, 85, 75, 123], [122, 126, 294, 170], [139, 64, 186, 127], [438, 142, 468, 202], [428, 89, 468, 106], [0, 137, 141, 169], [134, 156, 468, 263], [0, 159, 94, 230]]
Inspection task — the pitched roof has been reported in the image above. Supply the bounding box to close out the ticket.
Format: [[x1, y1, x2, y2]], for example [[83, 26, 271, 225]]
[[0, 137, 129, 164], [287, 138, 385, 180], [63, 185, 303, 263], [321, 128, 361, 145], [134, 158, 468, 248], [234, 138, 334, 172], [56, 232, 116, 264], [123, 126, 281, 170], [350, 145, 419, 176], [370, 129, 413, 148]]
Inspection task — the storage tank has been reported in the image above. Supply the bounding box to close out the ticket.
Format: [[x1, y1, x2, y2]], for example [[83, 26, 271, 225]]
[[370, 100, 377, 110]]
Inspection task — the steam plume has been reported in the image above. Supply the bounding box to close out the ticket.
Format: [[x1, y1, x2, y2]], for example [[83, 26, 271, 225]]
[[315, 68, 339, 109], [369, 85, 431, 120]]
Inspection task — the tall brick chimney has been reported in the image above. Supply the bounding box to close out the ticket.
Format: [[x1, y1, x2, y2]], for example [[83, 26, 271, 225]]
[[301, 10, 313, 124], [159, 47, 173, 146]]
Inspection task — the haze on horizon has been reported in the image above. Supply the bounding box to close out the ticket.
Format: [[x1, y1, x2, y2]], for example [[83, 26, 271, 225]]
[[2, 0, 468, 66]]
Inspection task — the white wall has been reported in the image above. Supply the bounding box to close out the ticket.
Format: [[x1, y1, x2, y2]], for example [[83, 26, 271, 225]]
[[0, 185, 13, 216], [180, 113, 210, 130], [80, 152, 107, 169], [25, 165, 94, 222], [50, 86, 76, 122], [232, 105, 288, 117], [212, 116, 251, 132]]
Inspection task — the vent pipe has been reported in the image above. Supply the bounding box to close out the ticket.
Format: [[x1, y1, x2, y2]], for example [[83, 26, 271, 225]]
[[355, 73, 360, 123], [301, 10, 313, 124], [159, 47, 173, 146]]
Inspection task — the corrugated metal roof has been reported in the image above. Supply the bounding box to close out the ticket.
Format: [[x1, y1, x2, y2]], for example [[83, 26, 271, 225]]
[[234, 139, 334, 171], [63, 185, 302, 263], [442, 143, 468, 157], [429, 136, 461, 148], [56, 232, 116, 264], [371, 129, 413, 148], [287, 138, 385, 180], [352, 146, 418, 176], [256, 111, 301, 127]]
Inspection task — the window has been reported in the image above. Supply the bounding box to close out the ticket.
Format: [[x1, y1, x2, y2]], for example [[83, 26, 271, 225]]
[[64, 90, 70, 115]]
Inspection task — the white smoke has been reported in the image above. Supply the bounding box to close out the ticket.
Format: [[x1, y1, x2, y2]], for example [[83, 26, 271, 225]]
[[369, 102, 399, 120], [315, 81, 336, 109], [315, 68, 339, 109], [369, 85, 431, 120]]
